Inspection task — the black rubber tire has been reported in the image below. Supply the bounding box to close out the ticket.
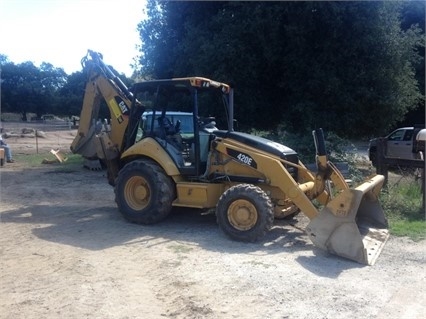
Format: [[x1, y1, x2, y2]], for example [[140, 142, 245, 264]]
[[216, 184, 274, 242], [114, 160, 175, 224]]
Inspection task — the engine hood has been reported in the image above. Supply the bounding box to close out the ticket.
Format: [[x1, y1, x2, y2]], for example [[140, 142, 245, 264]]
[[214, 130, 298, 161]]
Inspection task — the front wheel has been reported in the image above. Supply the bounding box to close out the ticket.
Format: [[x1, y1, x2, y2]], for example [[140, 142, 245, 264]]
[[216, 184, 274, 242], [114, 160, 175, 224]]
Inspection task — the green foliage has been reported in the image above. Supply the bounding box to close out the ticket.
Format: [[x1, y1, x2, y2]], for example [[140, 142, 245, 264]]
[[138, 1, 225, 78], [380, 180, 425, 241], [390, 220, 426, 241], [1, 54, 134, 121], [253, 125, 426, 241], [251, 126, 354, 161], [14, 153, 83, 169], [138, 1, 424, 138], [1, 59, 67, 120], [250, 124, 370, 185], [1, 1, 424, 138], [57, 71, 86, 117]]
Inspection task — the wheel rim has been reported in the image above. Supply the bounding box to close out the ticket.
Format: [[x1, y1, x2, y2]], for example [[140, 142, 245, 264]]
[[227, 199, 258, 231], [124, 176, 151, 210]]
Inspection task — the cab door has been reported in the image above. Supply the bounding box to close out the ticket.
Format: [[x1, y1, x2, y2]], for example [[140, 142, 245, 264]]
[[387, 128, 414, 158]]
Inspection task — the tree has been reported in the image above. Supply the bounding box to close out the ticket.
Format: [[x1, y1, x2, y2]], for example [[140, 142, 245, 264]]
[[39, 62, 67, 115], [1, 58, 67, 120], [400, 0, 425, 126], [57, 65, 134, 120], [0, 54, 10, 65], [137, 1, 424, 137], [57, 71, 86, 118], [137, 1, 225, 79], [1, 60, 41, 121], [1, 53, 135, 121]]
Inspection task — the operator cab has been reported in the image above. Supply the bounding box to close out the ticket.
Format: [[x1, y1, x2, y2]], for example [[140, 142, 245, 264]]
[[131, 78, 229, 177], [139, 111, 217, 170], [137, 111, 195, 141]]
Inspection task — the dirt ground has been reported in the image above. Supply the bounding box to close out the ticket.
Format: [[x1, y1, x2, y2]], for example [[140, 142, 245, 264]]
[[1, 128, 425, 319]]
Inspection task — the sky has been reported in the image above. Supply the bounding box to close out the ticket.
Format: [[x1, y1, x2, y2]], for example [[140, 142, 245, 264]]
[[0, 0, 147, 76]]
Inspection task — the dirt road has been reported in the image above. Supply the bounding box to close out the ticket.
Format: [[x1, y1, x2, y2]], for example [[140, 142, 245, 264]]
[[1, 129, 425, 319]]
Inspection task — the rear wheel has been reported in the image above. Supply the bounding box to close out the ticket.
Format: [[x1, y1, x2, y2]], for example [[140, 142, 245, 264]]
[[114, 160, 175, 224], [216, 184, 274, 242]]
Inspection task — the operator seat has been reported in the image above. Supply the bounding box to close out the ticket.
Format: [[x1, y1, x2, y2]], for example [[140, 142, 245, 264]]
[[157, 116, 176, 138], [156, 116, 184, 152]]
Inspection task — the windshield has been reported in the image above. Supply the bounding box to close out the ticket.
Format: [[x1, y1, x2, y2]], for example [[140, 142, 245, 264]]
[[143, 112, 194, 134]]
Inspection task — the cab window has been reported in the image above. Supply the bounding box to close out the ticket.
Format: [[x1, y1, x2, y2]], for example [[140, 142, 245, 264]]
[[403, 130, 413, 141], [388, 130, 405, 141]]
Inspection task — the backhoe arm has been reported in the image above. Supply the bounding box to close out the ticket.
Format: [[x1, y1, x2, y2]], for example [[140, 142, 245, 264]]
[[70, 50, 136, 159]]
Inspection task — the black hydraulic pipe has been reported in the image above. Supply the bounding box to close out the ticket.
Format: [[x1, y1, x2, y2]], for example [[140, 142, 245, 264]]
[[228, 88, 234, 132], [313, 128, 327, 156]]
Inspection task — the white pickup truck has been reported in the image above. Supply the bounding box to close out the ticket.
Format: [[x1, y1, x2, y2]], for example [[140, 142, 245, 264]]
[[368, 126, 425, 165]]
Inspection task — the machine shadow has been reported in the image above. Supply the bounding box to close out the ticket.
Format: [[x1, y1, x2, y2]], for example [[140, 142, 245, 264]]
[[295, 254, 364, 278], [2, 203, 321, 257]]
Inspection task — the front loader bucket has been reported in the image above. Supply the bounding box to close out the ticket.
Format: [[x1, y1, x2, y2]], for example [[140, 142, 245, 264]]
[[306, 175, 389, 265]]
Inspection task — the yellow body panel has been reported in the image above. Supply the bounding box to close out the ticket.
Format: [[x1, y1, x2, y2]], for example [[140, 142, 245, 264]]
[[173, 182, 225, 208], [210, 137, 321, 219], [121, 137, 181, 177]]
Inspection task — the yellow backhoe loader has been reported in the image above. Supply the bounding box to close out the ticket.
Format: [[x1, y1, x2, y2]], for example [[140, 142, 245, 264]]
[[71, 50, 389, 265]]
